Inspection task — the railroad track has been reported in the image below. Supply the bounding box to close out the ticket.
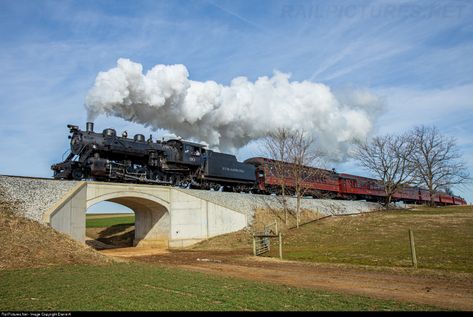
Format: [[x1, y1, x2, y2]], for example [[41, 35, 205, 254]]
[[0, 174, 57, 181]]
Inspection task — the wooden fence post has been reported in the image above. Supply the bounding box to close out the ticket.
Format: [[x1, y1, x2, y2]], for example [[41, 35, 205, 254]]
[[409, 229, 417, 269], [279, 232, 283, 260]]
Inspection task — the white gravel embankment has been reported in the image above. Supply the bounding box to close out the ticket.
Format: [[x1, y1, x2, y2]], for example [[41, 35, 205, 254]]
[[179, 188, 382, 223], [0, 175, 383, 225], [0, 175, 78, 223]]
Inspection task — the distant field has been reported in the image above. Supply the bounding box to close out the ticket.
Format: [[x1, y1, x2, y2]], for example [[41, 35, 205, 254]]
[[86, 213, 135, 228], [86, 213, 135, 219], [0, 263, 439, 311]]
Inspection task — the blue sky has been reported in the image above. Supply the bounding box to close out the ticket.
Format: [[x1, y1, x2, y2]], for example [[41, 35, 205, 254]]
[[0, 0, 472, 212]]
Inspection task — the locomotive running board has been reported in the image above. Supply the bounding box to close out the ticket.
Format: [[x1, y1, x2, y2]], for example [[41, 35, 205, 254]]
[[116, 172, 173, 185]]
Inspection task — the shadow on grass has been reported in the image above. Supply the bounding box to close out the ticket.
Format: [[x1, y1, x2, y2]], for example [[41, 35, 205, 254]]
[[86, 224, 135, 250]]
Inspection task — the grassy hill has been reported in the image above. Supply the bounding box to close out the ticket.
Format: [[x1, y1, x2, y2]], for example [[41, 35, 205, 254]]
[[193, 205, 473, 273]]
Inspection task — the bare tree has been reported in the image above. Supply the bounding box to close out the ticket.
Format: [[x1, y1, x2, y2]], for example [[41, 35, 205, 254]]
[[263, 128, 324, 227], [287, 129, 324, 228], [409, 125, 470, 206], [263, 128, 291, 224], [354, 134, 415, 207]]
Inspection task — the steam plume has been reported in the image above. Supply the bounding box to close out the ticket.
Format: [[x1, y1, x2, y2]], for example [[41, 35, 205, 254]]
[[85, 58, 382, 160]]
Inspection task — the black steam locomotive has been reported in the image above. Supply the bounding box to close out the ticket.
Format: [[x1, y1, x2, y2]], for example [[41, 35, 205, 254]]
[[51, 122, 256, 191]]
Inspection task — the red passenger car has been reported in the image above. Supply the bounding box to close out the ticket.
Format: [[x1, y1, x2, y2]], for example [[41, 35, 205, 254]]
[[243, 157, 467, 206], [244, 157, 339, 195]]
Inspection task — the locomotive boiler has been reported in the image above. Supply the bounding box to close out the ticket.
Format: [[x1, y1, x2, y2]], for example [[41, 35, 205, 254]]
[[51, 122, 256, 190]]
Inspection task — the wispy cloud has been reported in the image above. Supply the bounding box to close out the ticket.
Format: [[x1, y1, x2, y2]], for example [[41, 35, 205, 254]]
[[205, 0, 269, 33], [0, 0, 471, 201]]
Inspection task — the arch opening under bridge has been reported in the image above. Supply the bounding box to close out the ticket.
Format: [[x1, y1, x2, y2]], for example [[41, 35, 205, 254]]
[[86, 193, 170, 248]]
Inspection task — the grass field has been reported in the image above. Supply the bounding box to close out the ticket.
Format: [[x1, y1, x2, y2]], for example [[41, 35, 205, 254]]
[[86, 213, 135, 228], [2, 205, 471, 311], [86, 206, 473, 273], [191, 205, 473, 273], [0, 263, 440, 311], [263, 206, 473, 272]]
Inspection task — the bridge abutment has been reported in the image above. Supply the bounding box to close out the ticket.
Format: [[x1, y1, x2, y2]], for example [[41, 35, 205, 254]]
[[39, 181, 247, 249]]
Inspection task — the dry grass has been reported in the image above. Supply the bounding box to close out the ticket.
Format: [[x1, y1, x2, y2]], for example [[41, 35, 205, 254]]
[[0, 196, 111, 270], [191, 207, 324, 251], [252, 207, 324, 232]]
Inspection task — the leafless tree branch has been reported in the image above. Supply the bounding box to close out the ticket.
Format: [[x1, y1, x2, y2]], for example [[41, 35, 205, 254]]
[[353, 133, 415, 207], [409, 125, 470, 206]]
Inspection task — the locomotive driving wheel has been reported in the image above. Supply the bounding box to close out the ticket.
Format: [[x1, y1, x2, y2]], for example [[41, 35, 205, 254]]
[[71, 168, 84, 180]]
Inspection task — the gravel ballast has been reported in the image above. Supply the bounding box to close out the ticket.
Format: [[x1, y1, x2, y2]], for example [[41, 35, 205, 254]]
[[0, 175, 78, 223], [179, 188, 382, 223], [0, 175, 382, 225]]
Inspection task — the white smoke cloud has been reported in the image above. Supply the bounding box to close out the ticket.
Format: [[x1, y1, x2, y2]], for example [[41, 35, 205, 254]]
[[85, 58, 382, 160]]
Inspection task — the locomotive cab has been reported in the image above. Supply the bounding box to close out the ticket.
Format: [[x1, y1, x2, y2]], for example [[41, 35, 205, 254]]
[[166, 139, 207, 166], [183, 143, 206, 165]]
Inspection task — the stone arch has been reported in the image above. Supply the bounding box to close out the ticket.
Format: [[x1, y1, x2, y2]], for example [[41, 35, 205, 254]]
[[87, 192, 170, 248]]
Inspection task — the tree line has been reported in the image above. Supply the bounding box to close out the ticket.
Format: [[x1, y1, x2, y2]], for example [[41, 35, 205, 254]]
[[264, 125, 470, 226], [354, 125, 470, 207]]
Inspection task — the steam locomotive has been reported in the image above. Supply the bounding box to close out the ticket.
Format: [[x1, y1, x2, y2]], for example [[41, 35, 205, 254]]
[[51, 122, 467, 205], [51, 122, 256, 191]]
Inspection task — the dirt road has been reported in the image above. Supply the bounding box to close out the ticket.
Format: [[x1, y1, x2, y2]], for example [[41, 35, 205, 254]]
[[100, 248, 473, 311]]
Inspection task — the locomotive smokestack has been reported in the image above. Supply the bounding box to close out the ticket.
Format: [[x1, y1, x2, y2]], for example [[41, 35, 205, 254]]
[[86, 122, 94, 132]]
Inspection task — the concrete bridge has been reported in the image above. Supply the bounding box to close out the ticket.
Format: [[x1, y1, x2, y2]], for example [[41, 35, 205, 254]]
[[1, 175, 382, 249], [0, 176, 248, 249], [44, 182, 248, 248]]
